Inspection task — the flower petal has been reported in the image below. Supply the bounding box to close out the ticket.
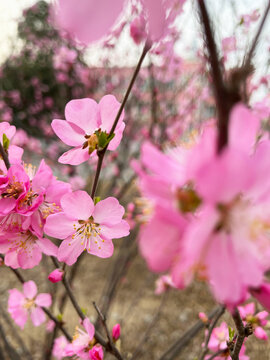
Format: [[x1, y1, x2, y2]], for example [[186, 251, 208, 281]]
[[23, 281, 37, 299], [35, 293, 52, 307], [44, 213, 76, 239], [61, 191, 94, 220], [52, 119, 85, 146], [93, 197, 124, 225], [58, 147, 90, 165], [57, 237, 84, 265], [65, 98, 99, 134]]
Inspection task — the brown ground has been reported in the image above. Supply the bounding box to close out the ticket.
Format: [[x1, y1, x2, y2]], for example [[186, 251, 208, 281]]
[[1, 238, 270, 360]]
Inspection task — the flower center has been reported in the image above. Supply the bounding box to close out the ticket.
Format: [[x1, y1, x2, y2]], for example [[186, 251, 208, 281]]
[[23, 298, 35, 310], [69, 219, 103, 251], [2, 180, 24, 199], [82, 133, 99, 154]]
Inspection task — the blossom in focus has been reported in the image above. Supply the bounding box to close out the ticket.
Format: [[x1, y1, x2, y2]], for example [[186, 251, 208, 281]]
[[44, 191, 130, 265], [8, 280, 51, 329], [52, 95, 125, 165], [0, 228, 57, 269]]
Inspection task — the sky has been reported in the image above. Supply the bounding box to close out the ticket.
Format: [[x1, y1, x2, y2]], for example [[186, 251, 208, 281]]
[[0, 0, 269, 70]]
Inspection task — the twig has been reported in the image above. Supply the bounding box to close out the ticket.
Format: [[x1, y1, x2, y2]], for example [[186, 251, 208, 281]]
[[90, 42, 150, 199], [93, 302, 113, 345], [199, 306, 225, 360], [243, 1, 270, 70], [51, 257, 124, 360], [0, 143, 10, 170], [158, 306, 223, 360], [130, 293, 166, 360], [1, 255, 72, 342], [230, 308, 249, 360]]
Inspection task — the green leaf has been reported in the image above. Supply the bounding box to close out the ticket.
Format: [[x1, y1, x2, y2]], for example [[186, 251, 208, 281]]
[[228, 326, 235, 340], [94, 196, 101, 205], [97, 131, 108, 149], [2, 134, 10, 151]]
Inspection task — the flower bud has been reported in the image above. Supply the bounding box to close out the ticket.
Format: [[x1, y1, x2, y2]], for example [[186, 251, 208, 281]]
[[89, 345, 103, 360], [48, 269, 64, 283], [112, 323, 121, 341]]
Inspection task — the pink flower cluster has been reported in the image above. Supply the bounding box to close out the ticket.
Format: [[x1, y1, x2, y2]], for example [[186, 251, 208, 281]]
[[0, 112, 129, 269], [137, 103, 270, 308]]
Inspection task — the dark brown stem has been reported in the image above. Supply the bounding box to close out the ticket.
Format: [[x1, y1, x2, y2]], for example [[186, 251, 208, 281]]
[[90, 43, 149, 199], [243, 0, 270, 70], [199, 306, 225, 360], [231, 309, 246, 360], [197, 0, 229, 152], [0, 143, 10, 169], [93, 302, 113, 344], [51, 257, 124, 360], [158, 306, 223, 360]]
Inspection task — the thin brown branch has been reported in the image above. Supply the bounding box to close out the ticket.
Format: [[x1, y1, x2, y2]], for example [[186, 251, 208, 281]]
[[1, 255, 72, 342], [93, 302, 113, 345], [230, 309, 246, 360], [199, 306, 225, 360], [90, 42, 150, 199], [158, 306, 223, 360], [0, 143, 10, 170], [243, 0, 270, 69], [51, 257, 124, 360]]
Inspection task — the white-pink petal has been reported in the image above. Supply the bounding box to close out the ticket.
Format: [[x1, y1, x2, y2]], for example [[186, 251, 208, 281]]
[[58, 147, 90, 165], [44, 213, 76, 239], [35, 293, 52, 307], [100, 220, 130, 239], [30, 306, 46, 326], [52, 119, 85, 146], [61, 190, 94, 220], [23, 281, 37, 299], [93, 197, 124, 225], [65, 98, 99, 134]]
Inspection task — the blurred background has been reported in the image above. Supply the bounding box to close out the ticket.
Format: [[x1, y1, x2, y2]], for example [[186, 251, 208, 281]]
[[0, 1, 269, 359]]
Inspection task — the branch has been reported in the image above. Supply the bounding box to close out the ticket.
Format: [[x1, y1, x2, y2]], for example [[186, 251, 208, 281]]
[[199, 306, 225, 360], [230, 308, 253, 360], [0, 143, 10, 170], [243, 1, 270, 70], [51, 257, 124, 360], [158, 306, 223, 360], [90, 42, 150, 199], [1, 255, 72, 342]]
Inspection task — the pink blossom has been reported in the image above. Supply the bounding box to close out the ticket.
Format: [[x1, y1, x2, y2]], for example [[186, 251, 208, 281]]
[[44, 191, 130, 265], [238, 302, 269, 340], [89, 345, 104, 360], [65, 318, 95, 359], [112, 323, 121, 341], [54, 0, 125, 45], [0, 229, 57, 269], [8, 280, 51, 329], [48, 268, 64, 283], [52, 336, 69, 359], [52, 95, 125, 165], [155, 274, 176, 294]]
